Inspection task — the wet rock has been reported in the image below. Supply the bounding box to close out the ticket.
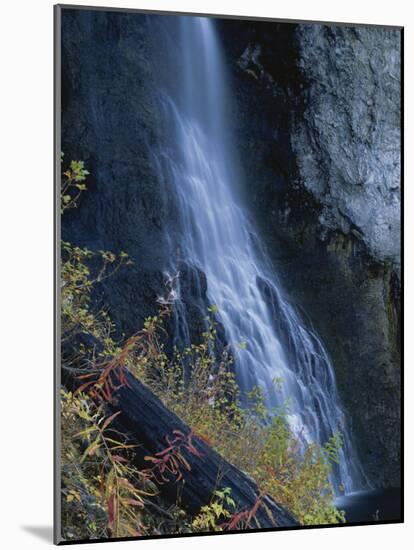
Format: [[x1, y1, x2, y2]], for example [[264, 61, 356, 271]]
[[61, 9, 174, 335], [224, 21, 401, 487]]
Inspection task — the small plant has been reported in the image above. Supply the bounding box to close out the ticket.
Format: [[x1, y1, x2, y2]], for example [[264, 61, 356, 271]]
[[61, 159, 90, 212], [142, 430, 202, 484], [221, 494, 263, 531], [192, 488, 236, 532]]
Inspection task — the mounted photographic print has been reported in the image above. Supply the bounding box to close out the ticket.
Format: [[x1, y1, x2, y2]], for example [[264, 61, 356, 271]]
[[54, 4, 403, 544]]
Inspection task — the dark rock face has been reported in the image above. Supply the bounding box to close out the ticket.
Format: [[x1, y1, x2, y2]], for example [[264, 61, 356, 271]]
[[290, 25, 401, 487], [221, 21, 401, 487], [61, 10, 401, 489], [61, 9, 177, 335]]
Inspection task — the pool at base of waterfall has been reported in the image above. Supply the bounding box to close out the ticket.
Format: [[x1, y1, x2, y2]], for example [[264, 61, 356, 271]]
[[335, 488, 402, 523]]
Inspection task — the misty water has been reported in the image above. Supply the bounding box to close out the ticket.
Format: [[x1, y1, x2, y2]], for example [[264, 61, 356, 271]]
[[154, 16, 368, 496]]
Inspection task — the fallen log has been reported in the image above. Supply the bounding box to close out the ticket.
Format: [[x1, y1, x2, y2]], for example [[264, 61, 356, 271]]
[[106, 370, 298, 530]]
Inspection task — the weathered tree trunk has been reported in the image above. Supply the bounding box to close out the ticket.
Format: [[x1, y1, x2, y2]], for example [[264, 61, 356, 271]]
[[108, 371, 297, 529]]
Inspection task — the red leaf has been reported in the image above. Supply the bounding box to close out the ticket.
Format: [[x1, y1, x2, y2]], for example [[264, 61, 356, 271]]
[[112, 454, 128, 463], [127, 499, 143, 507], [101, 411, 121, 431], [107, 494, 116, 531]]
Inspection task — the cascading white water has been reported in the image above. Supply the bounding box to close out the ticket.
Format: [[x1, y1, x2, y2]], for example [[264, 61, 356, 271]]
[[154, 16, 367, 494]]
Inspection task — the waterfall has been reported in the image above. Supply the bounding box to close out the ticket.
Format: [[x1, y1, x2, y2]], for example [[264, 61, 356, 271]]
[[153, 16, 367, 494]]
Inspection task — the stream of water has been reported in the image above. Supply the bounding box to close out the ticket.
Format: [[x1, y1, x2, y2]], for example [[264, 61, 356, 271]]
[[154, 16, 368, 495]]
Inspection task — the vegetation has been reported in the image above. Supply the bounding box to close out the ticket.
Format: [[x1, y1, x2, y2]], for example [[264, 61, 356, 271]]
[[60, 159, 345, 541], [127, 310, 345, 526], [61, 389, 155, 539]]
